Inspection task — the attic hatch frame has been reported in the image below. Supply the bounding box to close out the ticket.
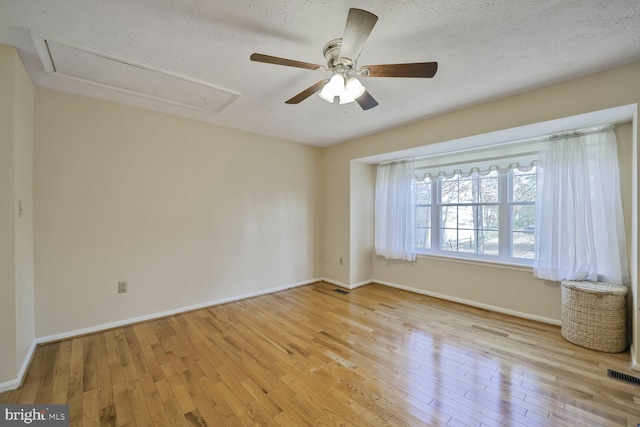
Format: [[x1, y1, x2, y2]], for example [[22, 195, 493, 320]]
[[29, 30, 241, 114]]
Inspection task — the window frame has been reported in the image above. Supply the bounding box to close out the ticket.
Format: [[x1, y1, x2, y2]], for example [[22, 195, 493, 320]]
[[414, 167, 535, 266]]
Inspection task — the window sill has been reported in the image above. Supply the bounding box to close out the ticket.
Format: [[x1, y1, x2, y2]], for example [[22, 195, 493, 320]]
[[415, 252, 533, 273]]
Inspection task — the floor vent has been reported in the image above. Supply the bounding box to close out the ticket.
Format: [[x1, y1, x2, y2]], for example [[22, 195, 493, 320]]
[[334, 289, 350, 295], [607, 369, 640, 386]]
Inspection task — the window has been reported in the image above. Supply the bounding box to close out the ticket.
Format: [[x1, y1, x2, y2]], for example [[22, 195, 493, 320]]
[[509, 167, 536, 259], [439, 170, 500, 256], [415, 179, 432, 250], [415, 165, 536, 264]]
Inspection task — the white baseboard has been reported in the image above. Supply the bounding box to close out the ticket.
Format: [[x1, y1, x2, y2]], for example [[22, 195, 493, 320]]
[[0, 340, 37, 393], [350, 280, 373, 289], [0, 378, 19, 394], [321, 278, 373, 290], [321, 277, 351, 289], [16, 340, 37, 387], [319, 278, 561, 326], [36, 278, 321, 345], [374, 279, 562, 326]]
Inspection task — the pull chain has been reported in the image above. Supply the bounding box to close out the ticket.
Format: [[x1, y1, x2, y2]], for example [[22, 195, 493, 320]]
[[340, 104, 348, 124]]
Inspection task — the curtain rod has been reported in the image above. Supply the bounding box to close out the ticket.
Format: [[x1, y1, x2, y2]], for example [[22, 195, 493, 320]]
[[542, 124, 615, 142], [379, 124, 616, 166]]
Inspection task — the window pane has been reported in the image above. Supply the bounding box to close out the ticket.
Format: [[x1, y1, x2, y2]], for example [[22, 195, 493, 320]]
[[512, 167, 536, 202], [480, 205, 500, 231], [456, 230, 475, 253], [416, 206, 430, 228], [440, 176, 458, 204], [440, 205, 458, 252], [478, 231, 499, 256], [440, 172, 500, 204], [440, 205, 457, 229], [417, 201, 431, 250], [416, 227, 431, 249], [512, 204, 535, 233], [416, 180, 431, 204], [458, 177, 474, 203], [479, 171, 499, 202], [479, 207, 500, 255], [440, 228, 458, 252], [457, 206, 475, 230], [512, 232, 534, 259], [439, 206, 500, 255], [511, 204, 535, 259]]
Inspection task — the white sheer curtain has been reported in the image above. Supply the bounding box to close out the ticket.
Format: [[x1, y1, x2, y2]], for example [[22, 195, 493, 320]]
[[375, 160, 416, 261], [534, 128, 629, 285]]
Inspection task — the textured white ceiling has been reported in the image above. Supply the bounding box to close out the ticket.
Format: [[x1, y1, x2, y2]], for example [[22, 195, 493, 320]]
[[1, 0, 640, 147]]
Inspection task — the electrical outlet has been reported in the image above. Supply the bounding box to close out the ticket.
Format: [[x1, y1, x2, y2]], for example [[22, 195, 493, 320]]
[[118, 281, 127, 294]]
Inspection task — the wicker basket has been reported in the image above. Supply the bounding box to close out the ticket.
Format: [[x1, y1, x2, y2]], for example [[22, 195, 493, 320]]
[[561, 281, 628, 353]]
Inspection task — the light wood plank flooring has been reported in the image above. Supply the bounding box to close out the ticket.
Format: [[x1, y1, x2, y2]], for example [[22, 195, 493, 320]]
[[1, 282, 639, 426]]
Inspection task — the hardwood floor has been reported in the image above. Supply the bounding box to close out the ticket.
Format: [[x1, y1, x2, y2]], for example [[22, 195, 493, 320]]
[[1, 281, 639, 426]]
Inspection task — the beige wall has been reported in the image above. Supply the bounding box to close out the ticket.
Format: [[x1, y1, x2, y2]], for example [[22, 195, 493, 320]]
[[0, 44, 35, 386], [13, 46, 35, 376], [618, 124, 634, 267], [323, 61, 640, 362], [349, 161, 375, 285], [322, 148, 351, 283], [34, 89, 322, 337], [0, 44, 18, 385]]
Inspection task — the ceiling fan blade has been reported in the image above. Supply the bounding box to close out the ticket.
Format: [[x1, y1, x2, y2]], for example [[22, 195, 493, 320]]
[[339, 8, 378, 64], [250, 53, 323, 71], [285, 80, 329, 104], [362, 62, 438, 78], [356, 90, 378, 110]]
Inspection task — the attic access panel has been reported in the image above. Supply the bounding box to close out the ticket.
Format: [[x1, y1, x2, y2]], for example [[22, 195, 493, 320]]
[[31, 31, 240, 114]]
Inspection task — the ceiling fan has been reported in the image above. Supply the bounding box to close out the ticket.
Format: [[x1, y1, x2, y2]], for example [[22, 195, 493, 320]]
[[250, 8, 438, 110]]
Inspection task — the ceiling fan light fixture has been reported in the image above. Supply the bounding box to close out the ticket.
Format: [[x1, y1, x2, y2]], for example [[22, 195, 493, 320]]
[[341, 76, 365, 104], [318, 73, 365, 105], [318, 73, 344, 103]]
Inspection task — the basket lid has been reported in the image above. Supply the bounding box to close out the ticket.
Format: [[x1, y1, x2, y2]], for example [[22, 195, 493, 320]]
[[561, 280, 628, 295]]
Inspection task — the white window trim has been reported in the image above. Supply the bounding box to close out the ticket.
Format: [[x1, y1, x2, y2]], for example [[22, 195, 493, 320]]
[[415, 252, 534, 272], [414, 165, 536, 268]]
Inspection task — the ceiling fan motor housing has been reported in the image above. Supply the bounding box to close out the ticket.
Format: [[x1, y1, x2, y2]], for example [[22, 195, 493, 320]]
[[323, 38, 343, 68]]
